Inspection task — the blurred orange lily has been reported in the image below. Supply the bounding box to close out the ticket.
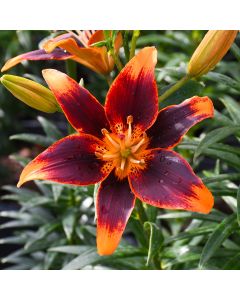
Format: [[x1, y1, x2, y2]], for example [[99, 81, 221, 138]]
[[1, 30, 123, 75], [188, 30, 238, 77]]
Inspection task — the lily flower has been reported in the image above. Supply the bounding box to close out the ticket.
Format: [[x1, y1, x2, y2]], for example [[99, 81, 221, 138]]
[[1, 30, 123, 75], [17, 47, 214, 255]]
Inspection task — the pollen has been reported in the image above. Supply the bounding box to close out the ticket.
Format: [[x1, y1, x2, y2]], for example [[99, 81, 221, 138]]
[[95, 116, 149, 179]]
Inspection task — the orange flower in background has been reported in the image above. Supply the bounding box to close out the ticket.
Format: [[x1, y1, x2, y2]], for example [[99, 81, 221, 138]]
[[17, 47, 214, 255], [187, 30, 238, 77], [1, 30, 123, 75]]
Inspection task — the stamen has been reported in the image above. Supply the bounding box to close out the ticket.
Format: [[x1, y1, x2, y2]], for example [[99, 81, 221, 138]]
[[131, 138, 146, 153], [126, 115, 133, 143], [120, 158, 126, 170], [101, 128, 120, 149], [129, 157, 141, 164], [103, 153, 119, 160], [95, 151, 104, 159], [129, 157, 145, 165]]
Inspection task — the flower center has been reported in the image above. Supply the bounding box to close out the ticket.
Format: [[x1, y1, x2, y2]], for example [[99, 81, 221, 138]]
[[95, 115, 149, 179]]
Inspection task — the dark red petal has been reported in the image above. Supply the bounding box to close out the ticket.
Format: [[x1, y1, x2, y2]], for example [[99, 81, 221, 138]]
[[97, 172, 135, 255], [147, 96, 214, 149], [1, 49, 73, 72], [17, 134, 113, 187], [105, 47, 158, 134], [42, 69, 109, 138], [129, 149, 214, 213]]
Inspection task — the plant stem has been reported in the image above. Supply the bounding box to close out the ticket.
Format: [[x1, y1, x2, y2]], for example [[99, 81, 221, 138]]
[[136, 199, 148, 225], [105, 74, 113, 87], [123, 30, 130, 62], [65, 60, 77, 81], [158, 75, 191, 103], [110, 49, 123, 72], [129, 30, 140, 60]]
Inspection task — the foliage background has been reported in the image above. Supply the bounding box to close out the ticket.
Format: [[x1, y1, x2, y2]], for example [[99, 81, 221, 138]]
[[0, 30, 240, 270]]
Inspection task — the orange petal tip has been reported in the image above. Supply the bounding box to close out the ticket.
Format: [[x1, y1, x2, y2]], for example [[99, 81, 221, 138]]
[[191, 184, 214, 214]]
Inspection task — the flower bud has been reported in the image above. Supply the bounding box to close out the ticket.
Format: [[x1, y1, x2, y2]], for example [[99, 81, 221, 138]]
[[187, 30, 238, 78], [0, 74, 60, 113]]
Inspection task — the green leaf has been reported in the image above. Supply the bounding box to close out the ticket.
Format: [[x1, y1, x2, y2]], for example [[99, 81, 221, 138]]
[[214, 110, 234, 127], [237, 185, 240, 226], [0, 236, 26, 245], [158, 210, 224, 222], [144, 222, 164, 266], [199, 214, 237, 268], [37, 116, 62, 140], [159, 80, 203, 107], [62, 247, 100, 270], [1, 185, 39, 197], [203, 173, 240, 184], [223, 253, 240, 270], [25, 222, 60, 250], [165, 225, 216, 245], [203, 72, 240, 92], [231, 43, 240, 62], [10, 133, 54, 147], [193, 126, 240, 162], [52, 185, 64, 202], [219, 97, 240, 125], [0, 219, 42, 229], [179, 141, 240, 169], [62, 211, 76, 241], [49, 245, 91, 255]]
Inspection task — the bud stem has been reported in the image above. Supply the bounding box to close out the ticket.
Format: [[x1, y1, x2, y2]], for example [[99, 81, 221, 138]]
[[110, 49, 123, 72], [158, 75, 191, 103], [129, 30, 140, 60], [122, 30, 130, 62]]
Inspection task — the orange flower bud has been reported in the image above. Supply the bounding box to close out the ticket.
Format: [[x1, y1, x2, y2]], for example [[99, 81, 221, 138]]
[[187, 30, 238, 77]]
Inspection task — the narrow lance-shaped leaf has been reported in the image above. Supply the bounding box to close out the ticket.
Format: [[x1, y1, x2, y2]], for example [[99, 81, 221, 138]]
[[237, 185, 240, 226], [199, 214, 237, 268], [194, 126, 240, 162], [37, 116, 62, 140], [219, 97, 240, 125]]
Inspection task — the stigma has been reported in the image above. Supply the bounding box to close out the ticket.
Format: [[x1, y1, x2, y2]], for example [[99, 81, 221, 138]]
[[95, 115, 149, 179]]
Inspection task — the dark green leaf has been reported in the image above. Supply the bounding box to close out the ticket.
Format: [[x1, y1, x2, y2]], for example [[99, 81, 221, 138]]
[[10, 133, 54, 147], [37, 116, 62, 140], [194, 126, 240, 161], [199, 214, 237, 268]]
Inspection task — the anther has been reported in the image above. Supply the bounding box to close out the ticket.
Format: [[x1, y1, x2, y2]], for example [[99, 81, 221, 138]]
[[101, 128, 120, 149], [131, 138, 146, 153], [95, 151, 104, 159], [127, 115, 133, 125], [127, 115, 133, 143]]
